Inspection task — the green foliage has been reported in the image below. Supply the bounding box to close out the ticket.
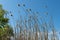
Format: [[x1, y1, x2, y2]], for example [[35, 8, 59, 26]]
[[4, 25, 14, 36], [0, 18, 9, 23], [0, 4, 13, 40], [0, 4, 2, 10]]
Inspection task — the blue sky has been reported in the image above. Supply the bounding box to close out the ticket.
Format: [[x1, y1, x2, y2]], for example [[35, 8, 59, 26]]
[[0, 0, 60, 36]]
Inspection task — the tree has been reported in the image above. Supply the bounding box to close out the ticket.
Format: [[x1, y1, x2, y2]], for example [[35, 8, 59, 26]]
[[0, 4, 13, 40]]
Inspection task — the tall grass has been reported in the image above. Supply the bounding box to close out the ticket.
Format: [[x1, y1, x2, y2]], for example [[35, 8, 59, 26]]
[[10, 3, 59, 40]]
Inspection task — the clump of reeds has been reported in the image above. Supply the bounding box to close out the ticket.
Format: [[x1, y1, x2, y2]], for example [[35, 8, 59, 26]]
[[11, 3, 59, 40]]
